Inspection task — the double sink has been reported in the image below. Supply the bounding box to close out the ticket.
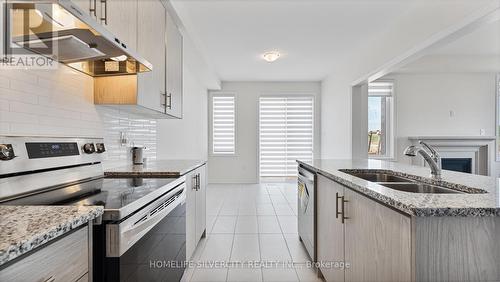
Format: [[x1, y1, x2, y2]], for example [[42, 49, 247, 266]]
[[340, 170, 466, 194]]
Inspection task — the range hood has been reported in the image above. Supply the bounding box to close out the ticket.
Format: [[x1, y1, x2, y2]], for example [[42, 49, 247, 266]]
[[6, 0, 152, 76]]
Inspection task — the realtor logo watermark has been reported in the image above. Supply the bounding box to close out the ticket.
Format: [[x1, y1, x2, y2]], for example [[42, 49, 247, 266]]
[[0, 55, 56, 70], [1, 2, 59, 70]]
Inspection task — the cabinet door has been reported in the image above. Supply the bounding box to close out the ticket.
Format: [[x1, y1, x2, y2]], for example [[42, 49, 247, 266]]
[[165, 10, 183, 118], [344, 189, 412, 282], [137, 0, 166, 113], [71, 0, 99, 20], [0, 227, 89, 282], [103, 0, 138, 50], [317, 175, 345, 282], [185, 171, 197, 260], [195, 165, 207, 241]]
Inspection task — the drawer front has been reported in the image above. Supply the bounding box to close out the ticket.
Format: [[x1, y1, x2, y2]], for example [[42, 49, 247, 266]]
[[0, 226, 89, 282]]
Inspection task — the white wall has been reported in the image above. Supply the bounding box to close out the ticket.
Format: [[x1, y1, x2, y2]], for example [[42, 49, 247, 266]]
[[389, 73, 496, 163], [156, 65, 208, 160], [320, 1, 497, 159], [208, 81, 321, 184]]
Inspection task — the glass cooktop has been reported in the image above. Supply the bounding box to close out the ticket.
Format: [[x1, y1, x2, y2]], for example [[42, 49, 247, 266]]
[[69, 178, 177, 211]]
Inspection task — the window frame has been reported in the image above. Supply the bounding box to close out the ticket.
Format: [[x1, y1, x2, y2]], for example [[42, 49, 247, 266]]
[[496, 74, 500, 161], [258, 95, 315, 178], [367, 80, 396, 160], [210, 92, 237, 156]]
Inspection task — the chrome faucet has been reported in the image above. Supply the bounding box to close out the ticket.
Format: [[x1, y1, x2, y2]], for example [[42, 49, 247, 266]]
[[404, 141, 442, 177]]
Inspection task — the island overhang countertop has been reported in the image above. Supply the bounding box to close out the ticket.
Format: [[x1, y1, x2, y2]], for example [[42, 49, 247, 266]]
[[298, 159, 499, 217]]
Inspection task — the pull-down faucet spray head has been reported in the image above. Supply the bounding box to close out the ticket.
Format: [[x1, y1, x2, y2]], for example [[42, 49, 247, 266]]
[[403, 141, 442, 178]]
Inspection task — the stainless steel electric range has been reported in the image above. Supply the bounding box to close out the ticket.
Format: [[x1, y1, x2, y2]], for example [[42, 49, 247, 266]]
[[0, 136, 187, 282]]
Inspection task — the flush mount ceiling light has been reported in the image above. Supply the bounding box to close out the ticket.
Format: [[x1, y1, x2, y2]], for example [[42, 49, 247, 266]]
[[262, 51, 281, 63]]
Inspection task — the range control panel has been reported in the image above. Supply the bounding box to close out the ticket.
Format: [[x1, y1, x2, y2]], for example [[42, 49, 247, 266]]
[[25, 142, 80, 159]]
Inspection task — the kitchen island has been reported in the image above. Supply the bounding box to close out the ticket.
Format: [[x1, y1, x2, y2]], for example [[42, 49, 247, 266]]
[[299, 159, 499, 282]]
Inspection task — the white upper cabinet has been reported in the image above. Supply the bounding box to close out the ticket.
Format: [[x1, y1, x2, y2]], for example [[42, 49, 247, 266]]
[[136, 0, 166, 113], [90, 0, 184, 118], [165, 10, 183, 118], [103, 0, 138, 50], [72, 0, 138, 50], [71, 0, 99, 19]]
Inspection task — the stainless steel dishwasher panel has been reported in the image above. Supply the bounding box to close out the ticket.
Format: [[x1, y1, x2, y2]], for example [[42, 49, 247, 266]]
[[297, 166, 316, 261]]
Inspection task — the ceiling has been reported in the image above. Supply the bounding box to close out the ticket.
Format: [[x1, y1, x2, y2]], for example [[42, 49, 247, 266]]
[[396, 17, 500, 73], [171, 0, 421, 81]]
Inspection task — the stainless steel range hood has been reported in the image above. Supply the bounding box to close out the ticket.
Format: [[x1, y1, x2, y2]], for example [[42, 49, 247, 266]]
[[6, 0, 152, 76]]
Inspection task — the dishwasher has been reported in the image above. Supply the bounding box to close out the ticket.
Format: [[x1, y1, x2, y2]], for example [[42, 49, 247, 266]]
[[297, 165, 316, 261]]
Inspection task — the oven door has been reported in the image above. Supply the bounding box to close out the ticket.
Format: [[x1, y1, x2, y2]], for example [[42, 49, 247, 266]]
[[104, 182, 187, 282]]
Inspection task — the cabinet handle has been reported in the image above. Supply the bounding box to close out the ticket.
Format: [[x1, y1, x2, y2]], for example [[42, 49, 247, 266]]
[[196, 173, 200, 191], [335, 192, 341, 219], [166, 93, 172, 110], [192, 175, 197, 190], [89, 0, 97, 18], [341, 196, 349, 224], [100, 0, 107, 25], [160, 92, 167, 107]]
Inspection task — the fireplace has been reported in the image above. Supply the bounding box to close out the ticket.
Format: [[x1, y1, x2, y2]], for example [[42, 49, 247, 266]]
[[407, 136, 495, 176], [441, 158, 472, 174]]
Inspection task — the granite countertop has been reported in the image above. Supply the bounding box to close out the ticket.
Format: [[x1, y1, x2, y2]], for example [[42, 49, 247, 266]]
[[298, 159, 500, 217], [104, 159, 206, 178], [0, 205, 103, 267]]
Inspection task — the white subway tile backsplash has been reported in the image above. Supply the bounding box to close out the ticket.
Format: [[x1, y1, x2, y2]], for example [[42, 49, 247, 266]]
[[0, 122, 9, 134], [8, 122, 42, 135], [97, 107, 157, 165], [0, 88, 38, 104], [0, 110, 39, 124], [0, 76, 10, 88], [0, 63, 157, 167], [10, 78, 49, 96], [0, 70, 37, 84], [0, 99, 9, 111]]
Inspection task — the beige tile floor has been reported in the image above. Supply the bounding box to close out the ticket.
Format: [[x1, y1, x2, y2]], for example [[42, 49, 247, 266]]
[[181, 182, 322, 282]]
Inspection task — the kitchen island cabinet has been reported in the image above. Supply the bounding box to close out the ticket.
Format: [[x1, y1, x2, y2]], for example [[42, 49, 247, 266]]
[[306, 159, 499, 282]]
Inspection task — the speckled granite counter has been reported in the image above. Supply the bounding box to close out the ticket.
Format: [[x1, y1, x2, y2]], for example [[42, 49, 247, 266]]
[[298, 159, 500, 217], [0, 205, 103, 266], [104, 159, 206, 178]]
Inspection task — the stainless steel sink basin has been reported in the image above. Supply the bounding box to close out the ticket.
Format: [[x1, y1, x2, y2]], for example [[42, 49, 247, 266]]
[[339, 169, 470, 194], [346, 172, 412, 183], [381, 183, 463, 194]]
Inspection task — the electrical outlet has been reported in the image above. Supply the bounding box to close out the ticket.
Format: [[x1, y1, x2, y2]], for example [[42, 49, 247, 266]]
[[480, 129, 485, 136]]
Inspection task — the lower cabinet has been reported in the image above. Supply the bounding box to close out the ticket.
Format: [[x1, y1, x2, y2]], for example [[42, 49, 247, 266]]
[[317, 175, 412, 282], [317, 175, 345, 282], [0, 226, 90, 282], [186, 164, 207, 260]]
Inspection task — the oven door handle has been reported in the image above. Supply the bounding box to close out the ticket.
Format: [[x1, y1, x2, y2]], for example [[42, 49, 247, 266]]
[[106, 183, 186, 257]]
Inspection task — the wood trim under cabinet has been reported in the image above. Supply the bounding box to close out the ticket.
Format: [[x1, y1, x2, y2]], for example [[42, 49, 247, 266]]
[[94, 75, 138, 105]]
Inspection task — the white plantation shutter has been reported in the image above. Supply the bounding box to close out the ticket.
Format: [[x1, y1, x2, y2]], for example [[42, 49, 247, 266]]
[[368, 81, 394, 97], [259, 97, 314, 177], [212, 95, 235, 154]]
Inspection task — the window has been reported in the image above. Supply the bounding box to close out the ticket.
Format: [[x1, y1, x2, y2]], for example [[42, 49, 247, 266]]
[[259, 96, 314, 177], [368, 81, 394, 158], [212, 95, 235, 155], [496, 74, 500, 160]]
